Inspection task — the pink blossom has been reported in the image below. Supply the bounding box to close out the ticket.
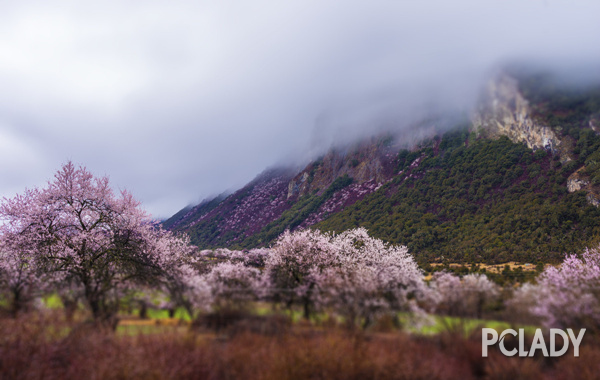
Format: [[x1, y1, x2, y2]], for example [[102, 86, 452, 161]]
[[0, 162, 195, 324], [264, 227, 426, 325], [428, 272, 499, 318], [527, 247, 600, 328]]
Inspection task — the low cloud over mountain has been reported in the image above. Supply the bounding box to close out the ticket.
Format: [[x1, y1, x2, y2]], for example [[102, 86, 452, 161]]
[[1, 0, 599, 217]]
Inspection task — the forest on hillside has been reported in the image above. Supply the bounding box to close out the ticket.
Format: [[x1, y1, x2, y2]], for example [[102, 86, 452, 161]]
[[318, 130, 600, 264], [168, 73, 600, 266]]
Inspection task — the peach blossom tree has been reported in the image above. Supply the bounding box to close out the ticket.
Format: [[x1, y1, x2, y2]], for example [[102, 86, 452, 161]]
[[0, 162, 195, 325]]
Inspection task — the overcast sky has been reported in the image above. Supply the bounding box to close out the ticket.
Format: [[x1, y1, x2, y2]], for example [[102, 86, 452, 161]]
[[1, 0, 599, 218]]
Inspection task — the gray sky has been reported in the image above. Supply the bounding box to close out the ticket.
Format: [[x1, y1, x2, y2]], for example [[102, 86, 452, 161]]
[[1, 0, 599, 218]]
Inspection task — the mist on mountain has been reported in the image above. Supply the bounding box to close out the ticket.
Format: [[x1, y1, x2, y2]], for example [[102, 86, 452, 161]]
[[0, 1, 599, 217]]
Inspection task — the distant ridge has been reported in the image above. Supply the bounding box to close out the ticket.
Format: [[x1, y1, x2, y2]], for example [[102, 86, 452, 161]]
[[165, 70, 600, 264]]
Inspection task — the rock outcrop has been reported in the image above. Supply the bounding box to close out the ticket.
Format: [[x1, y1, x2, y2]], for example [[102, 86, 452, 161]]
[[473, 73, 600, 206], [287, 138, 397, 199], [472, 74, 564, 155], [567, 167, 600, 206]]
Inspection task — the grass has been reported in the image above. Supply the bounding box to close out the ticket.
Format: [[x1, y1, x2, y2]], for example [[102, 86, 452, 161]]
[[408, 314, 538, 336], [117, 324, 189, 336], [143, 307, 191, 321], [254, 303, 538, 337], [37, 296, 539, 340], [42, 293, 65, 309]]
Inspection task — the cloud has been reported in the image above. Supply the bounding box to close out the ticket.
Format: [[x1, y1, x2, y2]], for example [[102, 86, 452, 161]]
[[0, 0, 599, 217], [0, 124, 49, 195]]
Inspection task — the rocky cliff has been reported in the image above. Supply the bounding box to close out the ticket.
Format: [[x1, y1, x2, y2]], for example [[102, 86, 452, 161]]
[[472, 74, 566, 157], [287, 137, 398, 199], [473, 73, 600, 205]]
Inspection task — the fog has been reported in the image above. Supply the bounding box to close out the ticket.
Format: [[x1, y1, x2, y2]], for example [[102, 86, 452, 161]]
[[0, 0, 599, 218]]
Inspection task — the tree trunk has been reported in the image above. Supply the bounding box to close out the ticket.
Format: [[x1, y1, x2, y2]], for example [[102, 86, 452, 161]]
[[303, 298, 311, 320], [10, 288, 25, 318], [362, 315, 372, 330], [139, 302, 148, 319], [63, 298, 78, 323], [87, 294, 119, 330], [302, 284, 315, 320]]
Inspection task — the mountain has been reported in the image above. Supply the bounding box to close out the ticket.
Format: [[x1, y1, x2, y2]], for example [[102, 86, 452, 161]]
[[164, 138, 401, 249], [164, 69, 600, 264]]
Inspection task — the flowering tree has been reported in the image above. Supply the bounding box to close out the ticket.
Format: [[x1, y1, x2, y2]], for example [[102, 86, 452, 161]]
[[0, 162, 194, 325], [316, 228, 426, 328], [166, 247, 270, 320], [0, 248, 46, 316], [264, 227, 425, 325], [528, 247, 600, 329], [264, 228, 339, 319], [167, 260, 262, 324], [334, 228, 425, 313], [428, 272, 499, 318], [241, 248, 270, 268], [204, 262, 262, 311], [505, 282, 543, 325], [168, 263, 212, 318], [314, 265, 389, 328], [461, 274, 500, 318], [198, 247, 270, 268], [426, 271, 463, 315]]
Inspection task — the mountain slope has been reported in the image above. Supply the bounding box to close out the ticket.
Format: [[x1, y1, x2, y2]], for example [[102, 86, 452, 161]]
[[165, 70, 600, 264], [164, 138, 401, 248], [317, 132, 600, 264]]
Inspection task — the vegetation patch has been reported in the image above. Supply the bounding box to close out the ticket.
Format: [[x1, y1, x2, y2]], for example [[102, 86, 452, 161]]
[[317, 131, 600, 264]]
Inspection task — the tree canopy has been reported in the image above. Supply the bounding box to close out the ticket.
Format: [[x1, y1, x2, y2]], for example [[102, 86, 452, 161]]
[[0, 162, 194, 323]]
